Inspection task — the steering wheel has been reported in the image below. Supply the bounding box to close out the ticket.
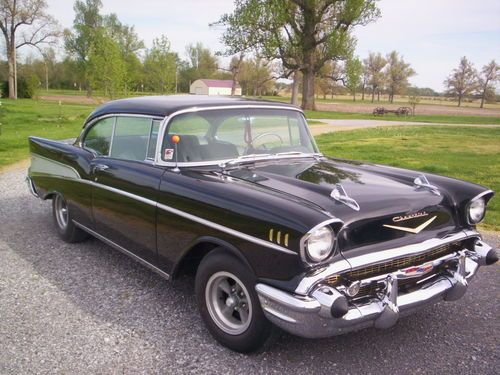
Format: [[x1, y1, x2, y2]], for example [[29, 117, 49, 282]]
[[251, 133, 284, 150]]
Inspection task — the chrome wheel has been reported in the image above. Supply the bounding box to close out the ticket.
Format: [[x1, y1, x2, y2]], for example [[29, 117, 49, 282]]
[[54, 195, 69, 229], [205, 271, 253, 335]]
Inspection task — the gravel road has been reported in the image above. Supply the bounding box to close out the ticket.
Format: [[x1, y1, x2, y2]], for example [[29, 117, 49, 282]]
[[307, 119, 500, 136], [1, 168, 498, 375]]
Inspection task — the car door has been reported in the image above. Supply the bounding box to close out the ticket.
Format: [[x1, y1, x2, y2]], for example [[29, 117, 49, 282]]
[[83, 115, 164, 265]]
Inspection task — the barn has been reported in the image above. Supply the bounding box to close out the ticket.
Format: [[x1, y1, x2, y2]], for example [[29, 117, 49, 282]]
[[189, 79, 242, 96]]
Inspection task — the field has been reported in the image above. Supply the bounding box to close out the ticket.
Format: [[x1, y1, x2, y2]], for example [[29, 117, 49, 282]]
[[0, 99, 499, 231], [316, 126, 500, 231]]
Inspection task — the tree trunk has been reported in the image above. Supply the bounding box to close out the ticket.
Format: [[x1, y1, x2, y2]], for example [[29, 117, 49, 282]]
[[361, 82, 365, 101], [458, 93, 462, 107], [371, 86, 375, 103], [353, 89, 356, 102], [377, 90, 380, 102], [45, 62, 49, 91], [7, 42, 16, 99], [291, 71, 299, 106], [301, 66, 315, 110]]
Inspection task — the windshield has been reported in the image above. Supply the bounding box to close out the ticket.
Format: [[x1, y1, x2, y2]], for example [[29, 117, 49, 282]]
[[161, 108, 319, 163]]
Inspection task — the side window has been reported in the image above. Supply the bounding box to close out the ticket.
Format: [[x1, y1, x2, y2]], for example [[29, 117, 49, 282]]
[[110, 117, 152, 161], [163, 114, 210, 162], [147, 120, 161, 160], [83, 117, 115, 156]]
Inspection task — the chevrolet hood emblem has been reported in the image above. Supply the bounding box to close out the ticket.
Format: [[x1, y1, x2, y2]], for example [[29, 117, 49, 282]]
[[383, 216, 437, 234]]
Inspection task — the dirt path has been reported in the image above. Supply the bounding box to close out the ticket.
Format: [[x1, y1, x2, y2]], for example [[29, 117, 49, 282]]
[[308, 119, 500, 136], [316, 102, 500, 117]]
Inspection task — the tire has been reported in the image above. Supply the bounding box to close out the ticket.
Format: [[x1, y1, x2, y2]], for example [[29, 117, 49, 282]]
[[52, 193, 88, 243], [195, 249, 272, 352]]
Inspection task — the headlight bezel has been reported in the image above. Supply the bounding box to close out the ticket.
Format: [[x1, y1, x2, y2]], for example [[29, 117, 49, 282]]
[[300, 219, 343, 265], [466, 190, 494, 225], [467, 198, 486, 224]]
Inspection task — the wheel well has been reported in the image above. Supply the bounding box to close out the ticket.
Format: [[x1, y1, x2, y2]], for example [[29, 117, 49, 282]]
[[172, 239, 253, 279]]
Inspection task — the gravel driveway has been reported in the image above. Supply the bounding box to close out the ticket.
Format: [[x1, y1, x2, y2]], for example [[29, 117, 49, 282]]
[[1, 168, 498, 375]]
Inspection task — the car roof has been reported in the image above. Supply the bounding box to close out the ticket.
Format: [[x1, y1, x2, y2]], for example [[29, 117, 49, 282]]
[[85, 95, 301, 125]]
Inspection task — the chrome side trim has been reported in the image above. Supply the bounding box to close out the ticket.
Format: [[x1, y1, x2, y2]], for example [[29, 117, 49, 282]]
[[30, 153, 81, 179], [36, 172, 297, 256], [25, 176, 40, 198], [156, 202, 296, 255], [73, 220, 171, 280], [154, 105, 307, 168]]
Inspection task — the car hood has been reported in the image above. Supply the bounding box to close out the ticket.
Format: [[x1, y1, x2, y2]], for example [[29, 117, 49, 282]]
[[225, 157, 460, 252]]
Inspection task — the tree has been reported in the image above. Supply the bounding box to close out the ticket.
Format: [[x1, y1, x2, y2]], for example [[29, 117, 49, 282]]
[[87, 30, 126, 98], [178, 42, 219, 91], [444, 56, 478, 107], [478, 60, 499, 109], [215, 0, 380, 110], [361, 62, 369, 101], [345, 57, 362, 101], [143, 35, 178, 93], [364, 52, 386, 103], [0, 0, 60, 98], [64, 0, 103, 96], [104, 13, 144, 92], [384, 51, 415, 103]]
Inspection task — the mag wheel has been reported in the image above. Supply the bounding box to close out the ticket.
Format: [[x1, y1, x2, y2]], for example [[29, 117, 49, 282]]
[[195, 249, 272, 352], [52, 193, 88, 243]]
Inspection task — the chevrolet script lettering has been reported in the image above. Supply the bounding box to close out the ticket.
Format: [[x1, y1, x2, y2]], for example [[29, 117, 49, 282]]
[[383, 215, 437, 234], [392, 211, 429, 222]]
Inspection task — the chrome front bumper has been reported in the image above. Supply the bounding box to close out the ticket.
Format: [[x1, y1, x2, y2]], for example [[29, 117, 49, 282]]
[[256, 237, 497, 339]]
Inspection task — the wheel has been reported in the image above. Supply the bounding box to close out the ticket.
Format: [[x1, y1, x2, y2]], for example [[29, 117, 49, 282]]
[[52, 194, 88, 243], [195, 249, 272, 352]]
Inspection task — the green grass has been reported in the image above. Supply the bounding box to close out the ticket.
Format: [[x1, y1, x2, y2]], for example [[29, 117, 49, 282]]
[[316, 126, 500, 231], [0, 99, 95, 168], [1, 100, 498, 231], [304, 110, 500, 125]]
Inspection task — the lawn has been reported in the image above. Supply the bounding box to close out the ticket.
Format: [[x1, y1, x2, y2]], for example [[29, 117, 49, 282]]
[[304, 110, 500, 125], [0, 99, 95, 168], [316, 126, 500, 231], [1, 100, 498, 231]]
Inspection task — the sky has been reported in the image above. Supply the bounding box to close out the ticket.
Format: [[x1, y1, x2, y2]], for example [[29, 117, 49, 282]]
[[41, 0, 500, 92]]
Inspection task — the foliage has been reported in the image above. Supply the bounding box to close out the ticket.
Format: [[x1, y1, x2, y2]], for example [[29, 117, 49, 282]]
[[316, 126, 500, 231], [478, 60, 499, 109], [0, 0, 60, 98], [408, 95, 420, 115], [384, 51, 415, 103], [444, 56, 478, 107], [215, 0, 380, 110], [1, 74, 40, 98], [363, 52, 386, 102], [345, 57, 363, 100], [87, 30, 126, 98], [143, 35, 178, 93]]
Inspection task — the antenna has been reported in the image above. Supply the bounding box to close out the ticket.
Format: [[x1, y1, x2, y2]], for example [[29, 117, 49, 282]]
[[171, 135, 181, 173]]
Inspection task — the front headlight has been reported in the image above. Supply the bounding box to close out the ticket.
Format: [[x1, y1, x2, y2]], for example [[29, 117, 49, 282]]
[[305, 226, 334, 262], [468, 198, 486, 224]]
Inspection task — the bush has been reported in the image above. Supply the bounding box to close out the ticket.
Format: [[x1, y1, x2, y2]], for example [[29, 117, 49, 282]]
[[1, 74, 40, 98]]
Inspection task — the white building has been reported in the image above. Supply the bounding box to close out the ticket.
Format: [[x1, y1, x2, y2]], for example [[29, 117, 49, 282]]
[[189, 79, 242, 96]]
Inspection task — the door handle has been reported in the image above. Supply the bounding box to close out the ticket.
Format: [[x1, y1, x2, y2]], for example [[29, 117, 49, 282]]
[[93, 164, 109, 172]]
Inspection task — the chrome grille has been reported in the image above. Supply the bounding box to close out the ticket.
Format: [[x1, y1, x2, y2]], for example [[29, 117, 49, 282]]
[[326, 240, 464, 288]]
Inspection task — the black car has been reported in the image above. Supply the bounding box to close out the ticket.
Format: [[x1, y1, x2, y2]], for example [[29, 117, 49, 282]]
[[27, 95, 497, 352]]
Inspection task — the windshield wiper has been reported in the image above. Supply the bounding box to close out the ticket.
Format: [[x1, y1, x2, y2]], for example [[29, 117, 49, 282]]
[[219, 153, 272, 169]]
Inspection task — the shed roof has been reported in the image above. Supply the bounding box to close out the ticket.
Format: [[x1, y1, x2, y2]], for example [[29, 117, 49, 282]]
[[199, 79, 240, 88]]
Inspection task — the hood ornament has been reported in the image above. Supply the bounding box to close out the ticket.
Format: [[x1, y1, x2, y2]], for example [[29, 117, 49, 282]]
[[414, 174, 440, 196], [331, 184, 360, 211]]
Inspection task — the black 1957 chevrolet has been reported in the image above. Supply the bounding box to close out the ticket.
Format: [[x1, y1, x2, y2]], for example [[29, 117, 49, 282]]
[[27, 96, 497, 352]]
